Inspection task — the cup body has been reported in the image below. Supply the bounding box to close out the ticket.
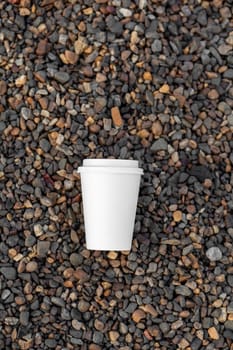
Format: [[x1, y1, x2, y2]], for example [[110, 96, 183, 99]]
[[78, 159, 143, 250]]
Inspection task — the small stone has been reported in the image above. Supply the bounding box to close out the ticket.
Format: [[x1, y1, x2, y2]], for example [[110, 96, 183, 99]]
[[225, 320, 233, 330], [106, 15, 123, 34], [94, 97, 107, 113], [21, 107, 31, 120], [36, 39, 49, 56], [15, 75, 27, 87], [111, 106, 123, 127], [20, 310, 29, 326], [26, 261, 38, 272], [0, 80, 7, 95], [173, 210, 183, 222], [152, 39, 162, 53], [107, 251, 118, 260], [132, 309, 146, 323], [74, 36, 88, 55], [206, 247, 222, 261], [54, 71, 70, 84], [45, 339, 56, 348], [73, 268, 89, 282], [72, 319, 83, 331], [140, 304, 158, 317], [223, 330, 233, 340], [227, 275, 233, 287], [208, 327, 219, 340], [70, 253, 83, 267], [40, 197, 53, 207], [78, 300, 90, 312], [37, 241, 50, 258], [159, 84, 170, 94], [109, 331, 120, 343], [1, 289, 11, 300], [208, 89, 219, 100], [89, 345, 101, 350], [179, 338, 190, 349], [19, 7, 30, 16], [5, 317, 19, 326], [175, 285, 192, 297], [119, 8, 132, 17], [143, 71, 152, 81], [151, 138, 168, 152], [51, 297, 65, 307], [34, 223, 43, 237], [0, 267, 16, 280], [152, 121, 163, 136], [218, 44, 232, 55], [137, 129, 150, 138], [65, 50, 79, 64]]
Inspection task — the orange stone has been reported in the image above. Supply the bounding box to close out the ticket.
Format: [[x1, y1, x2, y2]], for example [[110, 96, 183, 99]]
[[111, 107, 123, 127], [173, 210, 182, 222], [132, 309, 146, 323], [143, 71, 152, 81], [159, 84, 170, 94], [208, 327, 219, 340]]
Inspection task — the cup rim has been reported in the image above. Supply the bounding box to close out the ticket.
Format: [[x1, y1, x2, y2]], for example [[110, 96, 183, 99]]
[[83, 159, 139, 168], [78, 166, 143, 175]]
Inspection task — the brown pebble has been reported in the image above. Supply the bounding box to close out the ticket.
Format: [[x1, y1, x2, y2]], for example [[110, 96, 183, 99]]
[[159, 84, 170, 93], [109, 331, 120, 343], [137, 129, 150, 138], [208, 326, 219, 340], [65, 50, 79, 64], [89, 345, 101, 350], [36, 39, 49, 56], [173, 210, 183, 222], [152, 120, 163, 136], [0, 80, 7, 95], [26, 261, 38, 272], [140, 304, 158, 317], [111, 106, 123, 127], [208, 89, 219, 100], [73, 268, 89, 282], [74, 36, 88, 55], [132, 309, 146, 323]]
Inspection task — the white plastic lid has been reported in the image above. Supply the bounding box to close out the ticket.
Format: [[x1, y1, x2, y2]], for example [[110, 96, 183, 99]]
[[83, 159, 139, 168]]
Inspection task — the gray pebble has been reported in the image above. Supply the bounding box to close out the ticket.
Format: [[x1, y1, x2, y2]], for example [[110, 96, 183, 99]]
[[225, 320, 233, 331], [54, 71, 70, 84], [206, 247, 222, 262], [45, 339, 57, 348], [227, 275, 233, 287], [175, 285, 192, 297], [21, 107, 31, 120], [39, 138, 51, 152], [51, 296, 65, 308], [20, 310, 29, 326], [37, 241, 51, 258], [151, 138, 168, 152], [70, 253, 83, 267], [0, 267, 17, 280], [151, 39, 162, 53]]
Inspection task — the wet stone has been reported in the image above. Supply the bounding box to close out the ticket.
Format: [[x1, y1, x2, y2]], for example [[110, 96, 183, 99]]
[[175, 285, 192, 297], [151, 138, 168, 152]]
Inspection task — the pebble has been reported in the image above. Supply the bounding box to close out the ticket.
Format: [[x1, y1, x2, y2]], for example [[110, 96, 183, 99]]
[[111, 106, 123, 127], [151, 138, 168, 152], [225, 321, 233, 331], [37, 241, 50, 258], [0, 267, 17, 280], [54, 71, 70, 84], [175, 285, 192, 297], [26, 261, 38, 272], [132, 309, 146, 323], [208, 327, 219, 340], [206, 247, 222, 261]]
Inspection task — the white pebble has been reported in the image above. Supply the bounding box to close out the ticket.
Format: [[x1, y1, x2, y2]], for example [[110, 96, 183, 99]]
[[206, 247, 222, 262]]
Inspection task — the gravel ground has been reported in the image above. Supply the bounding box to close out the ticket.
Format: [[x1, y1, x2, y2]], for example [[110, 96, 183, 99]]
[[0, 0, 233, 349]]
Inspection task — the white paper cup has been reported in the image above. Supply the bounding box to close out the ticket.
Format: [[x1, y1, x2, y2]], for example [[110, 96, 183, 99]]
[[83, 159, 138, 168], [78, 160, 143, 251]]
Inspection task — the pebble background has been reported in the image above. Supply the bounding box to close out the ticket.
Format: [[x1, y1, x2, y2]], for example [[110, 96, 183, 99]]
[[0, 0, 233, 349]]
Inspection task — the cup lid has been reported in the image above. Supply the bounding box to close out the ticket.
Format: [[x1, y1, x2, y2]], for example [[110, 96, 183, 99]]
[[83, 159, 139, 168]]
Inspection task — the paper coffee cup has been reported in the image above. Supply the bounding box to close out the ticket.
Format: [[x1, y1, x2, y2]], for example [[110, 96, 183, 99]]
[[78, 159, 143, 251]]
